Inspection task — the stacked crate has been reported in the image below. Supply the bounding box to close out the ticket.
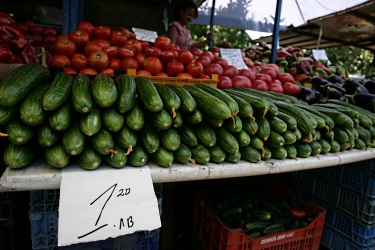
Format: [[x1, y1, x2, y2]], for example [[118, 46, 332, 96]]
[[292, 159, 375, 249]]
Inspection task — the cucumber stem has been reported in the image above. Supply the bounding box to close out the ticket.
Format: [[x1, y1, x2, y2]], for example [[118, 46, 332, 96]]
[[0, 132, 9, 137], [188, 157, 196, 164], [125, 146, 133, 155], [171, 107, 177, 118]]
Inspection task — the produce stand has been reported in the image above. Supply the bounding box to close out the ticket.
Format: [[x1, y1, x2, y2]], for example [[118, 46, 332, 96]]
[[1, 148, 374, 192]]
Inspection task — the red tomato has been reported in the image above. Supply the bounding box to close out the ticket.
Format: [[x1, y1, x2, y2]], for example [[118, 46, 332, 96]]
[[223, 65, 239, 78], [63, 67, 77, 74], [144, 46, 162, 58], [176, 73, 193, 78], [50, 54, 71, 68], [140, 40, 150, 51], [94, 39, 111, 49], [268, 83, 284, 94], [252, 79, 269, 91], [100, 68, 114, 76], [30, 34, 43, 46], [283, 82, 301, 97], [135, 53, 146, 68], [43, 27, 57, 37], [125, 39, 142, 54], [289, 208, 306, 219], [30, 25, 43, 34], [84, 41, 103, 57], [78, 21, 95, 38], [118, 47, 135, 59], [243, 57, 254, 68], [271, 79, 282, 85], [199, 74, 210, 79], [108, 58, 122, 70], [43, 35, 57, 46], [88, 50, 109, 72], [79, 68, 98, 75], [239, 68, 256, 82], [260, 66, 277, 80], [143, 56, 163, 75], [54, 39, 77, 57], [154, 35, 171, 51], [94, 25, 111, 40], [186, 62, 204, 78], [160, 50, 175, 63], [278, 73, 295, 83], [25, 20, 36, 28], [189, 48, 203, 57], [120, 28, 135, 40], [256, 73, 272, 85], [103, 46, 119, 60], [204, 63, 223, 77], [155, 72, 169, 77], [137, 69, 152, 76], [110, 30, 127, 47], [56, 34, 70, 41], [197, 55, 211, 68], [213, 57, 228, 69], [71, 53, 89, 72], [178, 50, 194, 65], [267, 63, 280, 75], [166, 61, 184, 77], [201, 51, 215, 62], [232, 75, 252, 88], [217, 76, 233, 89], [69, 30, 90, 49], [122, 57, 139, 72]]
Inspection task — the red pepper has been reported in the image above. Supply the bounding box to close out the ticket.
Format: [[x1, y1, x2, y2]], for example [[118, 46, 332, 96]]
[[0, 44, 12, 62], [289, 208, 306, 219], [0, 11, 16, 25], [0, 22, 27, 51], [276, 50, 291, 58], [314, 60, 332, 75], [7, 52, 23, 64], [298, 60, 313, 75], [18, 43, 37, 64]]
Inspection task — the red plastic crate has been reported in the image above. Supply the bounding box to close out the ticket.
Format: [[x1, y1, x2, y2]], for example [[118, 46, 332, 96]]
[[193, 191, 326, 250]]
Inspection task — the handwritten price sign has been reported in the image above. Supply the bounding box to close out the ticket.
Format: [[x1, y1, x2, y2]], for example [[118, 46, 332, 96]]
[[220, 48, 248, 70], [132, 28, 158, 43], [58, 165, 161, 246]]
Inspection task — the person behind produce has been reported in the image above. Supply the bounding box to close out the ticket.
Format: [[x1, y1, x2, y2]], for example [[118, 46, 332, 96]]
[[168, 0, 214, 50]]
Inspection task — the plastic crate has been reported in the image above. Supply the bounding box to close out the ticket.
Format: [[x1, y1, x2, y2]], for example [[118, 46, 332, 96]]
[[193, 191, 326, 250], [30, 189, 60, 214], [292, 171, 375, 226]]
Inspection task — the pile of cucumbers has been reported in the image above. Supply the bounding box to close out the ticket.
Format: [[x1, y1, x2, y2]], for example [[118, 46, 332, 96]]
[[1, 64, 375, 170]]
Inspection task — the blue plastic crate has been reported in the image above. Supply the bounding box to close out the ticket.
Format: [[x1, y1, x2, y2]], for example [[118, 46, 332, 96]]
[[30, 212, 58, 250], [30, 190, 60, 213]]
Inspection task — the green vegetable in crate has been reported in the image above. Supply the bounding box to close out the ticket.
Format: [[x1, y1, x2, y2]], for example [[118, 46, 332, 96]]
[[147, 108, 172, 130], [277, 112, 297, 130], [284, 144, 297, 159], [102, 106, 125, 132], [116, 74, 136, 113], [91, 128, 117, 155], [36, 123, 60, 147], [135, 77, 163, 112], [329, 140, 341, 152], [270, 146, 287, 159], [117, 124, 137, 155], [224, 115, 242, 133], [0, 106, 16, 125], [71, 74, 93, 114], [79, 108, 101, 136], [354, 138, 366, 150], [261, 146, 272, 160], [242, 117, 258, 136], [178, 123, 198, 147], [77, 145, 102, 170], [191, 144, 210, 164], [294, 142, 312, 158], [42, 72, 73, 111], [61, 123, 85, 155], [48, 101, 72, 131], [268, 116, 287, 134], [154, 83, 181, 118], [44, 143, 70, 168], [3, 119, 34, 145], [209, 144, 226, 163], [239, 145, 261, 163], [203, 115, 223, 128], [234, 129, 251, 147], [225, 151, 241, 163], [224, 89, 270, 117], [3, 142, 36, 169], [309, 140, 322, 155], [127, 145, 148, 167], [183, 85, 232, 120], [318, 139, 331, 154], [151, 146, 174, 168], [262, 223, 285, 235], [265, 130, 285, 148], [104, 145, 127, 169], [250, 135, 264, 153], [225, 92, 254, 120], [20, 84, 49, 126], [194, 122, 217, 148], [255, 115, 271, 141], [281, 130, 297, 145], [0, 64, 50, 107], [126, 100, 145, 131], [245, 220, 271, 231], [183, 109, 203, 124], [172, 110, 183, 128], [173, 143, 194, 164], [165, 83, 196, 113], [139, 123, 160, 154], [159, 128, 181, 151], [92, 74, 118, 108]]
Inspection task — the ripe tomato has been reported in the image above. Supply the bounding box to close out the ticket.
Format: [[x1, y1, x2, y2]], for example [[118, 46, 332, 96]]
[[30, 34, 43, 46], [78, 21, 95, 38], [223, 65, 239, 78], [88, 50, 109, 72], [135, 53, 146, 68], [54, 39, 76, 57], [243, 57, 254, 68], [217, 76, 233, 89], [118, 47, 135, 59], [155, 72, 169, 77], [197, 55, 211, 68], [213, 57, 228, 69], [125, 39, 142, 54], [166, 61, 184, 77], [71, 53, 89, 72], [283, 82, 301, 97], [140, 41, 150, 51], [122, 57, 139, 72], [43, 35, 57, 46], [176, 73, 193, 78], [267, 63, 280, 75], [143, 56, 163, 75], [199, 74, 210, 79], [189, 48, 203, 57], [260, 66, 277, 80], [252, 79, 269, 91], [110, 30, 127, 47], [160, 50, 175, 63], [154, 35, 171, 51], [94, 25, 111, 40], [120, 28, 135, 40], [256, 73, 272, 85], [289, 208, 306, 219], [136, 69, 152, 76], [84, 41, 103, 57], [204, 63, 223, 77], [186, 62, 204, 78], [101, 68, 114, 76], [50, 54, 71, 68], [69, 30, 89, 49], [268, 83, 284, 93], [64, 67, 77, 74], [30, 25, 43, 34], [177, 49, 193, 65], [144, 46, 162, 58], [200, 51, 215, 62], [79, 68, 98, 75], [43, 27, 57, 37], [108, 58, 122, 70], [94, 39, 110, 49], [278, 73, 295, 83], [103, 46, 119, 60], [239, 68, 256, 82], [232, 75, 252, 88], [56, 34, 70, 41]]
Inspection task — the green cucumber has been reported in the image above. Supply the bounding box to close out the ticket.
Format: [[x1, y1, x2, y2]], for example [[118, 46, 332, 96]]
[[329, 140, 341, 152], [282, 130, 297, 145], [309, 140, 322, 155], [268, 116, 287, 134], [139, 123, 160, 154], [154, 83, 181, 117], [91, 128, 117, 155], [209, 144, 226, 163], [166, 83, 196, 113], [36, 123, 60, 147], [4, 142, 35, 169], [151, 146, 174, 168], [234, 129, 251, 147], [203, 115, 223, 128], [172, 110, 183, 128], [224, 115, 242, 133], [191, 144, 210, 164], [20, 83, 49, 126], [240, 145, 261, 163], [177, 123, 198, 147], [242, 117, 258, 136], [48, 101, 72, 131], [265, 130, 285, 148], [173, 144, 192, 164], [61, 123, 85, 155], [43, 72, 73, 111], [225, 151, 241, 163], [159, 128, 181, 151], [102, 106, 125, 132], [135, 77, 163, 112], [270, 146, 287, 159], [294, 141, 312, 158], [71, 74, 93, 114], [80, 108, 101, 136], [44, 143, 70, 168], [261, 145, 272, 160], [77, 145, 102, 170], [256, 115, 271, 141], [147, 109, 172, 130], [285, 144, 297, 159], [0, 106, 16, 125], [225, 93, 254, 119], [125, 100, 145, 131], [117, 124, 137, 154], [277, 112, 297, 130], [5, 119, 34, 145], [262, 223, 285, 235], [92, 74, 118, 108], [194, 122, 217, 148], [216, 127, 239, 153], [116, 74, 136, 113], [183, 109, 203, 124], [128, 146, 148, 167], [318, 139, 331, 154]]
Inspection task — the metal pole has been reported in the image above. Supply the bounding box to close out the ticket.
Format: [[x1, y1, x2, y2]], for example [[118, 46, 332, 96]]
[[208, 0, 216, 49], [271, 0, 283, 63]]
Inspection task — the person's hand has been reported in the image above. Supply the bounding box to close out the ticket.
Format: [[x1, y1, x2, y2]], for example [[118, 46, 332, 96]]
[[205, 32, 214, 44]]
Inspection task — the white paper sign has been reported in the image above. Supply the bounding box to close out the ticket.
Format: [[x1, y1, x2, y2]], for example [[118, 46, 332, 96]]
[[58, 165, 161, 246], [132, 28, 158, 42], [220, 48, 248, 70], [312, 49, 331, 65]]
